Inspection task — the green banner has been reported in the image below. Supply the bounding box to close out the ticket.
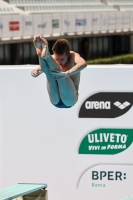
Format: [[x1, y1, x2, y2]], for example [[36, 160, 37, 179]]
[[78, 129, 133, 155]]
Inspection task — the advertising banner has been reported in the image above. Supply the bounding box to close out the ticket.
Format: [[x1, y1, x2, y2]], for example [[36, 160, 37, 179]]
[[0, 68, 133, 199], [1, 15, 13, 38], [67, 13, 76, 33], [85, 12, 92, 33], [108, 12, 116, 30], [61, 13, 68, 35], [22, 15, 33, 37], [92, 13, 100, 32], [33, 14, 44, 36], [52, 13, 61, 34], [116, 12, 123, 31], [43, 14, 52, 36], [123, 12, 130, 30], [75, 12, 86, 33], [101, 13, 108, 31], [78, 164, 133, 200], [11, 15, 22, 37]]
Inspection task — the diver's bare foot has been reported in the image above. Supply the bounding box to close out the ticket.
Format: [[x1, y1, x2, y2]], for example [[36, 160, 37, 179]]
[[33, 35, 42, 56], [40, 36, 50, 59]]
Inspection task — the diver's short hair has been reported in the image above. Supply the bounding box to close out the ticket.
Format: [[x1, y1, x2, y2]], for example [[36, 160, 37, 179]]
[[52, 39, 70, 55]]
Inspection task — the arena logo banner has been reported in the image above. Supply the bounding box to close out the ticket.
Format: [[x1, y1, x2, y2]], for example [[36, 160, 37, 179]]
[[78, 128, 133, 155], [79, 92, 133, 118]]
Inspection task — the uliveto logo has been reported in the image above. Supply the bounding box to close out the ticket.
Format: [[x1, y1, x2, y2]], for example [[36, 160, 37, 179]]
[[78, 128, 133, 155], [79, 92, 133, 118], [9, 21, 19, 31]]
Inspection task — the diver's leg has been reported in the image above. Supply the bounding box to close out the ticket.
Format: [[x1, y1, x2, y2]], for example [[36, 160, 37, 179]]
[[39, 57, 60, 105], [57, 77, 78, 106]]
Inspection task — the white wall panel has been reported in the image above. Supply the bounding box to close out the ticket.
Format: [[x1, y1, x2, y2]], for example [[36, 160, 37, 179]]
[[11, 15, 22, 37], [75, 12, 86, 33], [0, 15, 2, 38], [116, 12, 123, 31], [43, 14, 52, 36], [33, 14, 44, 36], [22, 15, 33, 37], [1, 15, 13, 38], [52, 13, 61, 34], [101, 13, 108, 31], [108, 12, 116, 30], [61, 13, 68, 35], [67, 13, 76, 33], [92, 13, 100, 32], [123, 12, 130, 30], [85, 12, 92, 33], [130, 12, 133, 30]]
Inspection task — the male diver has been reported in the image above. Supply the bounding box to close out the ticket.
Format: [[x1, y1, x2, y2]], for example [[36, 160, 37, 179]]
[[31, 35, 87, 108]]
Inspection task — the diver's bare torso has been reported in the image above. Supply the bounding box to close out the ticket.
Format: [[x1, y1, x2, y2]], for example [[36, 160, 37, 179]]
[[52, 51, 80, 91]]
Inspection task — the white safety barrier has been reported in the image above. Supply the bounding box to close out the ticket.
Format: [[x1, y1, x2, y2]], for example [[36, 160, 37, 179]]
[[0, 65, 133, 200], [0, 12, 133, 39]]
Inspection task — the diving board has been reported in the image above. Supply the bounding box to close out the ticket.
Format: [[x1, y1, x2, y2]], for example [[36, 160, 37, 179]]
[[0, 183, 47, 200]]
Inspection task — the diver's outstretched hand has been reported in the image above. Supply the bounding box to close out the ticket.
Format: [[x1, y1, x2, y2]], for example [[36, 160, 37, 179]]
[[31, 66, 43, 78]]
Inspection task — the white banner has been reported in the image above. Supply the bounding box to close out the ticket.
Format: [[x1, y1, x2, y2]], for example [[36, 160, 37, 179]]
[[116, 12, 123, 31], [108, 12, 116, 30], [43, 14, 52, 36], [78, 164, 133, 200], [22, 15, 33, 37], [92, 13, 100, 32], [11, 15, 22, 37], [1, 66, 133, 200], [33, 14, 44, 36], [67, 13, 76, 33], [85, 12, 92, 33], [123, 12, 130, 30], [2, 15, 13, 38], [101, 13, 108, 31], [61, 13, 68, 35], [75, 12, 86, 33], [52, 13, 61, 34]]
